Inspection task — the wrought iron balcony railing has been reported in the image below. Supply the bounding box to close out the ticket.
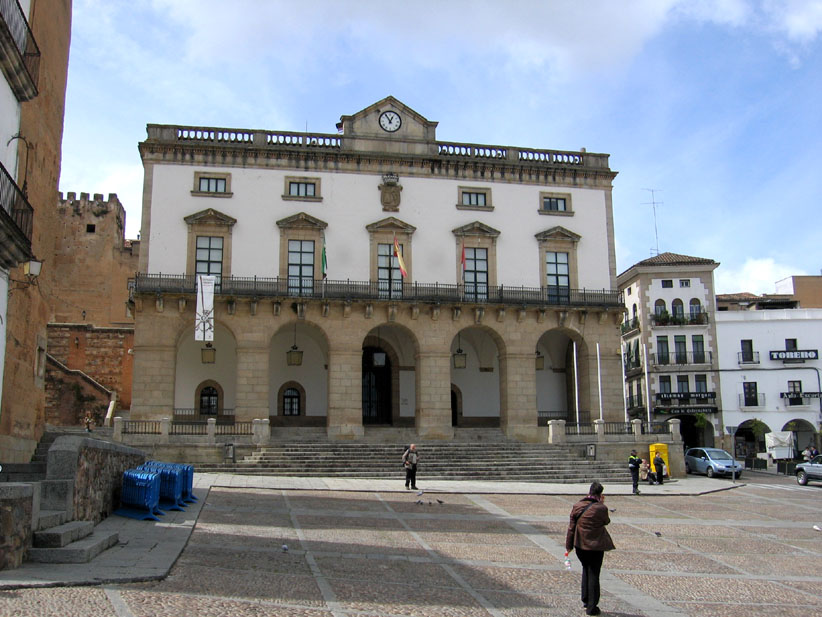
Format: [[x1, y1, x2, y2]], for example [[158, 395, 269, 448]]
[[650, 311, 709, 327], [737, 351, 760, 365], [0, 159, 33, 241], [651, 351, 712, 366], [623, 356, 642, 371], [739, 393, 766, 408], [626, 395, 644, 409], [621, 317, 640, 334], [0, 0, 41, 100], [132, 273, 622, 308]]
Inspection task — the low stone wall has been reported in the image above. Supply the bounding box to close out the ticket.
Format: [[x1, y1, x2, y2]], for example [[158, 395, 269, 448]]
[[0, 484, 34, 571], [46, 436, 146, 523]]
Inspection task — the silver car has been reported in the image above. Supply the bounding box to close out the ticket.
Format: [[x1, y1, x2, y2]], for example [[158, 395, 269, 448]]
[[796, 455, 822, 486], [684, 448, 743, 478]]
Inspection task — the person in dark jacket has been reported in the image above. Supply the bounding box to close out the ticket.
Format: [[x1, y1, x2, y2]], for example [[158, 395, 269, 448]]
[[565, 481, 615, 616], [402, 444, 419, 490], [653, 452, 665, 485], [628, 450, 641, 494]]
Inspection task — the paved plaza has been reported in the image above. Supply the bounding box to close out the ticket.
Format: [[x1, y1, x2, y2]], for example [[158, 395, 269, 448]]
[[1, 474, 821, 616]]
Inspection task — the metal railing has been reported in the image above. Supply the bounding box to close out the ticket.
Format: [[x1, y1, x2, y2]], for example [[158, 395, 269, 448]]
[[604, 422, 633, 435], [173, 408, 235, 422], [170, 422, 208, 435], [624, 356, 642, 371], [739, 393, 766, 407], [651, 351, 712, 366], [621, 318, 640, 334], [642, 422, 670, 435], [216, 421, 253, 435], [0, 160, 33, 241], [565, 423, 596, 436], [132, 273, 621, 308], [625, 395, 644, 410], [737, 351, 760, 364], [122, 420, 161, 434], [0, 0, 40, 99], [650, 311, 709, 327]]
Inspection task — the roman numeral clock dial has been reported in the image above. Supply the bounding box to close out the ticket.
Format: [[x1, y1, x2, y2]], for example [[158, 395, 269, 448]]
[[379, 110, 402, 132]]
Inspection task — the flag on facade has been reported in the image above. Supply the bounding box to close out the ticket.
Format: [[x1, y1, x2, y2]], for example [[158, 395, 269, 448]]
[[393, 235, 407, 278], [322, 236, 327, 279], [195, 275, 216, 341]]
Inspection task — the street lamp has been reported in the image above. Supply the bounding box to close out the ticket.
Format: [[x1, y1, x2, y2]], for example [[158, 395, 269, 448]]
[[725, 425, 739, 483]]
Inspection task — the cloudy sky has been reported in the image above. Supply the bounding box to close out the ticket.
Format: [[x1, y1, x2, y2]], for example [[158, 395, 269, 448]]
[[59, 0, 822, 294]]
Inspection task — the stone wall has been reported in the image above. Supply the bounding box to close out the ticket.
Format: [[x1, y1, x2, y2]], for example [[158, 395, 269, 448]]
[[46, 436, 146, 523], [0, 484, 33, 571], [45, 355, 111, 427], [47, 324, 134, 412]]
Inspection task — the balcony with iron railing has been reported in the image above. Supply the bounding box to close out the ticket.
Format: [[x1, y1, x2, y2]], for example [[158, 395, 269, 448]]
[[650, 311, 709, 327], [0, 159, 33, 267], [621, 317, 640, 335], [626, 395, 644, 410], [131, 273, 622, 309], [623, 355, 642, 373], [0, 0, 41, 101], [739, 393, 766, 408], [737, 351, 760, 365], [650, 351, 713, 367]]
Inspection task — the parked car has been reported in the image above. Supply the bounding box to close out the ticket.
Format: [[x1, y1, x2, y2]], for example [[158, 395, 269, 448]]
[[684, 448, 743, 478], [795, 455, 822, 486]]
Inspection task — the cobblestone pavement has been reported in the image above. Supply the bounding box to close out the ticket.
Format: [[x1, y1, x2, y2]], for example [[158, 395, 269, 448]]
[[2, 481, 821, 616]]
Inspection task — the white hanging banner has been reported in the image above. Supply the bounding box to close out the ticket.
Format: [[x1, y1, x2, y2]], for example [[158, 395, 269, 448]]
[[195, 275, 216, 341]]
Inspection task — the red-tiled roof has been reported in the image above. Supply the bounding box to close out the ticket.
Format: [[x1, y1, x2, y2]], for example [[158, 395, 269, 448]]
[[633, 252, 717, 267]]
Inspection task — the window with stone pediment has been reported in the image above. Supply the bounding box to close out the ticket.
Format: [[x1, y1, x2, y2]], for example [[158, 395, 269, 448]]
[[184, 208, 236, 279], [366, 217, 416, 286], [454, 221, 500, 289], [276, 212, 327, 289], [535, 226, 579, 299]]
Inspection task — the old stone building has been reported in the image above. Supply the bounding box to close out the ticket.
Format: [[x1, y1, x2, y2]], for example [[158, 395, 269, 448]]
[[0, 0, 72, 462], [131, 97, 625, 442]]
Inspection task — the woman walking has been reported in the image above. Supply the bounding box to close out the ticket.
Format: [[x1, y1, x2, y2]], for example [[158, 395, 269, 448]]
[[565, 481, 615, 616]]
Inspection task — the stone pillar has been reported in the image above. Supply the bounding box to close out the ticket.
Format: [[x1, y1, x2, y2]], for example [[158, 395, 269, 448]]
[[131, 345, 176, 419], [160, 417, 170, 444], [415, 351, 453, 440], [631, 418, 642, 439], [327, 349, 364, 440], [668, 418, 682, 442], [207, 417, 216, 445], [235, 345, 269, 421], [113, 417, 123, 442], [500, 352, 539, 442], [594, 418, 605, 439], [548, 420, 566, 444], [261, 418, 270, 443]]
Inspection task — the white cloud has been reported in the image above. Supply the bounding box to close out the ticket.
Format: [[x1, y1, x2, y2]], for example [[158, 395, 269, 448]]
[[715, 258, 807, 294]]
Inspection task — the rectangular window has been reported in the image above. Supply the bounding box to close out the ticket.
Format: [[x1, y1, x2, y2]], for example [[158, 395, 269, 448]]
[[694, 374, 707, 393], [659, 376, 671, 394], [679, 279, 690, 288], [674, 335, 687, 364], [787, 380, 802, 406], [288, 240, 314, 296], [199, 177, 226, 193], [464, 247, 488, 301], [677, 375, 690, 400], [786, 338, 797, 351], [740, 339, 754, 363], [195, 236, 223, 287], [542, 196, 566, 211], [661, 280, 673, 288], [692, 335, 705, 363], [656, 336, 669, 365], [377, 243, 403, 299], [545, 251, 570, 303], [289, 181, 316, 197], [462, 192, 486, 207], [743, 382, 758, 407]]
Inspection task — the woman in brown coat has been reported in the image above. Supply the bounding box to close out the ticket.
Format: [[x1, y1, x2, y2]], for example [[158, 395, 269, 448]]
[[565, 481, 615, 616]]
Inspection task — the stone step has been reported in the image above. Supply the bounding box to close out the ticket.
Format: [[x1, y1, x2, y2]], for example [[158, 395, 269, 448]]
[[35, 510, 68, 531], [0, 462, 46, 482], [26, 530, 119, 564], [33, 520, 94, 548]]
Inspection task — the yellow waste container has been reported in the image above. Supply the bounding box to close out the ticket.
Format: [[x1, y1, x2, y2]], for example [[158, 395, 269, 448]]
[[649, 443, 670, 479]]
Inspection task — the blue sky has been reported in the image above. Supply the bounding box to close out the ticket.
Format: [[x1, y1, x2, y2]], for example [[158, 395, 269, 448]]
[[59, 0, 822, 294]]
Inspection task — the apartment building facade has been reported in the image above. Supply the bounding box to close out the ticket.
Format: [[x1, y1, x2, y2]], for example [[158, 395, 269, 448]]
[[130, 97, 625, 442]]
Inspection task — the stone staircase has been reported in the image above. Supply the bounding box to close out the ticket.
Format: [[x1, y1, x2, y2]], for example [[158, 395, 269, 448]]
[[196, 442, 631, 483]]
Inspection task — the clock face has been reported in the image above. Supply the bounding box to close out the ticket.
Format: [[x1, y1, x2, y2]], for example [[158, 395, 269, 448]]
[[379, 111, 402, 132]]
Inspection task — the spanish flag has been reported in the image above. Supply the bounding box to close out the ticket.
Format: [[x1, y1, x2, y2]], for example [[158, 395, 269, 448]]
[[393, 235, 407, 278]]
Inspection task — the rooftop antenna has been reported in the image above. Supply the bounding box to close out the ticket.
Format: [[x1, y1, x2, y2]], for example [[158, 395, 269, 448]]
[[642, 188, 662, 256]]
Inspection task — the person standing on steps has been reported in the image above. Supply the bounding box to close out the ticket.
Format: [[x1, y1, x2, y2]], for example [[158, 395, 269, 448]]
[[565, 481, 615, 616], [628, 449, 641, 494], [402, 444, 419, 490], [653, 451, 665, 485]]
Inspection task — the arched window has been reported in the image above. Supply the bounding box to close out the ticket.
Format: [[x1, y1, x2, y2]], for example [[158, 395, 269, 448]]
[[654, 299, 666, 315], [283, 388, 300, 416], [200, 386, 218, 415], [277, 381, 306, 417], [672, 299, 684, 317], [690, 298, 702, 318]]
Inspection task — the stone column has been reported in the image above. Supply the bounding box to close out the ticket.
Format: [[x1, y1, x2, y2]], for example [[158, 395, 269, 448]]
[[160, 417, 170, 444], [207, 417, 216, 445], [415, 351, 453, 440], [327, 349, 364, 439], [548, 420, 566, 444], [631, 418, 643, 439], [500, 352, 538, 442], [594, 418, 605, 440], [113, 417, 123, 442], [234, 345, 270, 421]]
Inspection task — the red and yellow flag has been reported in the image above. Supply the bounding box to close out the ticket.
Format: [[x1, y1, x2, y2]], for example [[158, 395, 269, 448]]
[[393, 236, 407, 278]]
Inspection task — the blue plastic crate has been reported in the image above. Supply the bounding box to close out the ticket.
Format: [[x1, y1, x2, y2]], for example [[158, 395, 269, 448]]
[[116, 469, 162, 521]]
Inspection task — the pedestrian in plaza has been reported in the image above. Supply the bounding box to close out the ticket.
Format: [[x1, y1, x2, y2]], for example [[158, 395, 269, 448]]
[[802, 445, 812, 461], [639, 458, 651, 484], [565, 480, 615, 616], [653, 451, 665, 485], [628, 449, 642, 494], [811, 445, 820, 458], [402, 443, 419, 490]]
